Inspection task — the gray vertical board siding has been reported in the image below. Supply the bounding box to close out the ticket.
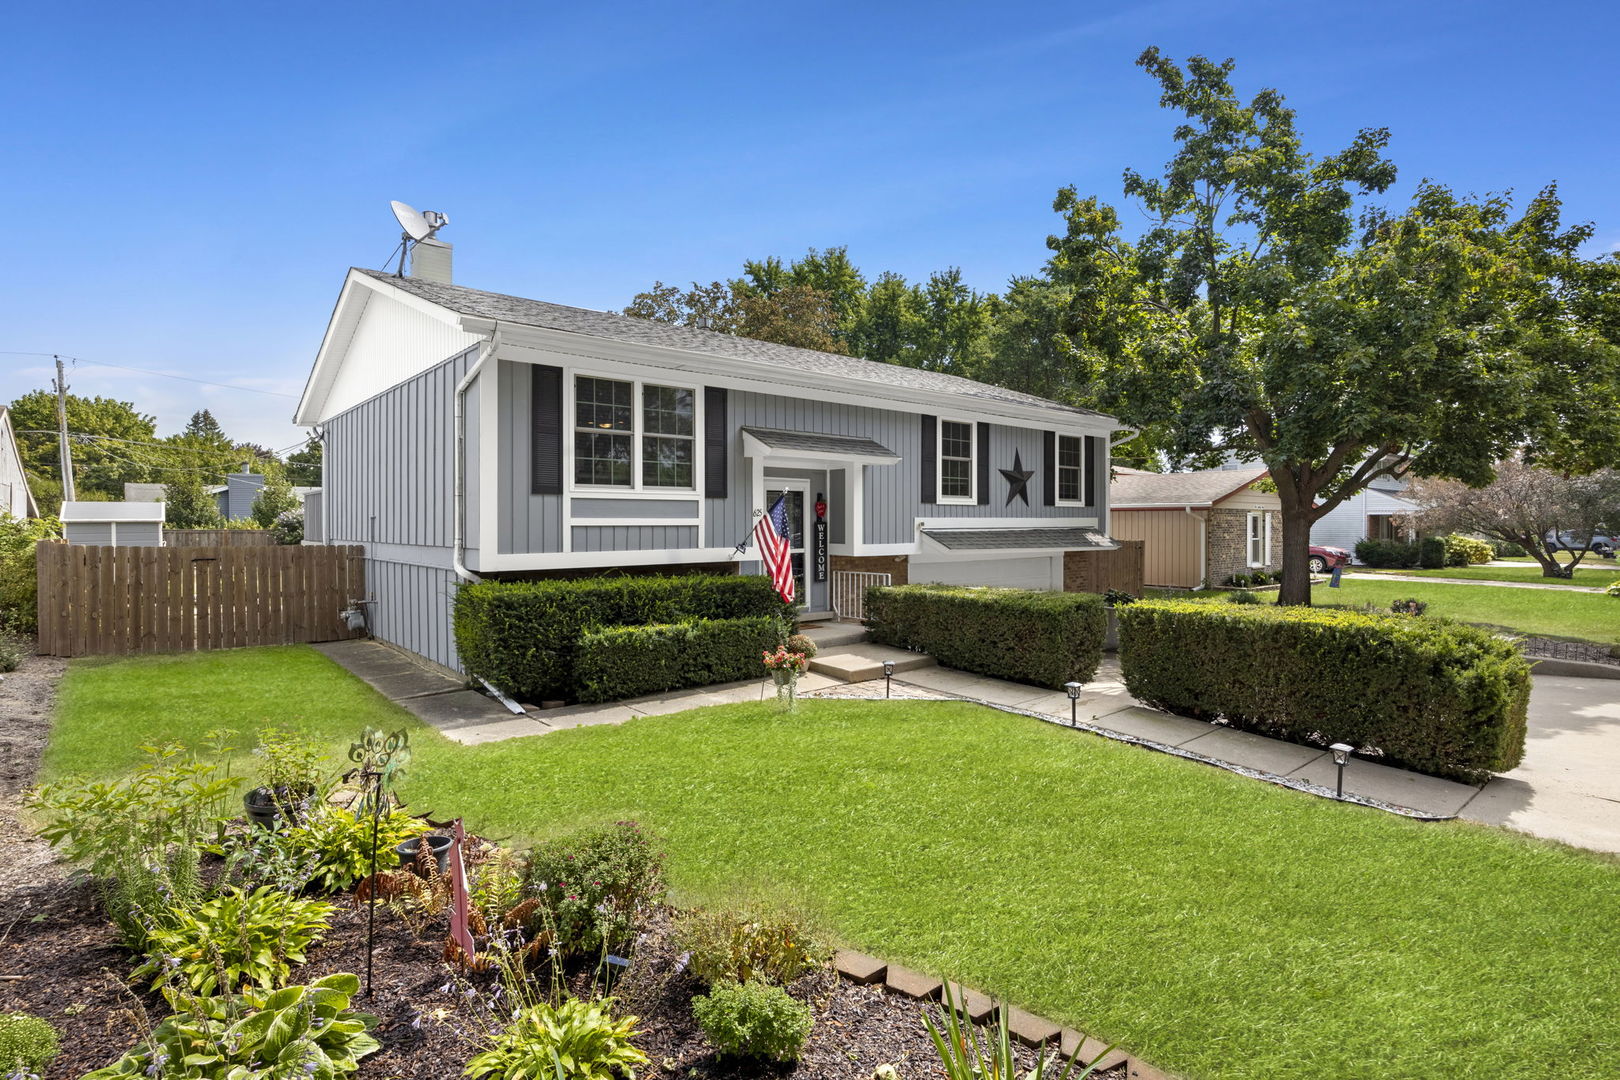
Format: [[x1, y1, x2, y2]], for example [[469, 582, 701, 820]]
[[570, 526, 699, 552], [496, 361, 563, 554], [323, 347, 477, 549], [364, 556, 461, 671], [303, 492, 325, 542], [225, 474, 266, 521], [828, 469, 846, 545], [118, 523, 164, 547], [707, 391, 1099, 547], [64, 522, 113, 545]]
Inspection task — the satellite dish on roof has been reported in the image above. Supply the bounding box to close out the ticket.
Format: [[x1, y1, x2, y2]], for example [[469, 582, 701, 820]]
[[387, 200, 450, 276]]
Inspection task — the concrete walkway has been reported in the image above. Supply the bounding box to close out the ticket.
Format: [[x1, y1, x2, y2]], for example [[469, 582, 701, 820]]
[[1345, 571, 1606, 592]]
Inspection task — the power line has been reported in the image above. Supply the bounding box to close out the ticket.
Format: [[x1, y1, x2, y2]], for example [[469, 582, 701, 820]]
[[1, 351, 299, 399]]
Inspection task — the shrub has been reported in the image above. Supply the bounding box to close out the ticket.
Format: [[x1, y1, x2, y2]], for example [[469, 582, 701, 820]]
[[134, 885, 334, 994], [27, 742, 239, 946], [675, 905, 830, 987], [0, 630, 25, 672], [785, 632, 819, 657], [286, 806, 431, 893], [83, 973, 380, 1079], [0, 1012, 59, 1076], [455, 574, 790, 701], [1444, 534, 1495, 566], [271, 508, 304, 545], [1493, 539, 1528, 558], [1116, 600, 1530, 782], [253, 726, 328, 812], [865, 586, 1106, 688], [692, 979, 813, 1062], [464, 997, 647, 1080], [519, 822, 665, 957], [1354, 539, 1420, 568], [0, 513, 59, 635], [1390, 597, 1429, 616], [574, 616, 788, 704], [1606, 581, 1620, 598], [1418, 536, 1447, 569], [1224, 590, 1261, 605]]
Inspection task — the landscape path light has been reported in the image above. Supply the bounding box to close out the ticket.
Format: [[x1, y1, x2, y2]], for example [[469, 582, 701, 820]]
[[1064, 681, 1083, 726], [883, 659, 895, 698], [1329, 742, 1354, 799]]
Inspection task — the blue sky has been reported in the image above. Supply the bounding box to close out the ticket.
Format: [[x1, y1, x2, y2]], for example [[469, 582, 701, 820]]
[[3, 1, 1616, 450]]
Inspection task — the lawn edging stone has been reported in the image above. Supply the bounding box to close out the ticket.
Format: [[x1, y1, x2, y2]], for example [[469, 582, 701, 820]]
[[882, 963, 942, 1000], [833, 948, 886, 984]]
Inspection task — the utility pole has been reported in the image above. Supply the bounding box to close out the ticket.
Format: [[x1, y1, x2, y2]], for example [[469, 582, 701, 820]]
[[53, 355, 76, 503]]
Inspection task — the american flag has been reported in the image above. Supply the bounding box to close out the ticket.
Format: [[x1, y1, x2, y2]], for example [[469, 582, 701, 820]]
[[754, 495, 795, 605]]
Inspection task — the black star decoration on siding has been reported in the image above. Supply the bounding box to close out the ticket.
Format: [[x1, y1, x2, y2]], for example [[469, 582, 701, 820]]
[[999, 450, 1035, 506]]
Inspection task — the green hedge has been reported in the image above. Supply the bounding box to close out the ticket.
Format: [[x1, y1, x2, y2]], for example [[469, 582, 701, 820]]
[[1355, 539, 1420, 568], [1116, 600, 1530, 783], [865, 585, 1106, 688], [454, 574, 790, 702], [574, 617, 788, 704]]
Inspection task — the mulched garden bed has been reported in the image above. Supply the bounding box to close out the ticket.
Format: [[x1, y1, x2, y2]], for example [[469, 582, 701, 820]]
[[0, 873, 1119, 1080]]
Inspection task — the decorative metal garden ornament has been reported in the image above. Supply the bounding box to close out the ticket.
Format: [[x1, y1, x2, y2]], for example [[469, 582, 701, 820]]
[[348, 726, 412, 997]]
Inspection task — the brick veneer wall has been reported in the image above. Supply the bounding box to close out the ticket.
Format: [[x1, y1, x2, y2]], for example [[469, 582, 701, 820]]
[[1206, 508, 1280, 585], [829, 553, 909, 585]]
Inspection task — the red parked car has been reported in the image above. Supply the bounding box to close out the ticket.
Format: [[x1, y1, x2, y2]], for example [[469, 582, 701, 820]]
[[1309, 545, 1351, 573]]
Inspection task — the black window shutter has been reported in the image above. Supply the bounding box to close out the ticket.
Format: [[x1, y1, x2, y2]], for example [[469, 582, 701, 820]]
[[704, 387, 728, 498], [975, 422, 991, 506], [530, 365, 563, 495], [1084, 435, 1100, 507], [920, 415, 937, 505], [1042, 431, 1056, 506]]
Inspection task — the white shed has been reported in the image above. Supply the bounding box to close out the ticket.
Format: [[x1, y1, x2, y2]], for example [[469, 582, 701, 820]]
[[59, 501, 166, 547]]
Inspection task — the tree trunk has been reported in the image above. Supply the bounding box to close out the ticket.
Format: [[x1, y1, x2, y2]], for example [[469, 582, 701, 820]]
[[1523, 536, 1575, 578], [1276, 496, 1316, 606]]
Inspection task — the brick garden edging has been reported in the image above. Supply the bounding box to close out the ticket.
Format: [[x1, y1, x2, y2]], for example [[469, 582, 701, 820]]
[[832, 949, 1177, 1079]]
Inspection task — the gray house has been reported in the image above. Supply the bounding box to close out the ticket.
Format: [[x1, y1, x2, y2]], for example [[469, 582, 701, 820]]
[[295, 260, 1129, 670]]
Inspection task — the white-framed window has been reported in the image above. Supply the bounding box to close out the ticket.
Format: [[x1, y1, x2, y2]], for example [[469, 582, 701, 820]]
[[1247, 511, 1271, 568], [572, 375, 697, 490], [939, 419, 975, 502], [1057, 434, 1086, 503]]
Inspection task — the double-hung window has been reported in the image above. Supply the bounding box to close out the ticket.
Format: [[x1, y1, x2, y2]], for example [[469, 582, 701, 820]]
[[1056, 434, 1086, 503], [939, 419, 975, 501], [573, 376, 696, 489], [1247, 511, 1271, 567]]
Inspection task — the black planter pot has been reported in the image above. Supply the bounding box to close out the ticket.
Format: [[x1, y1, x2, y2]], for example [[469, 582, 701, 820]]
[[243, 788, 280, 830], [395, 834, 452, 876]]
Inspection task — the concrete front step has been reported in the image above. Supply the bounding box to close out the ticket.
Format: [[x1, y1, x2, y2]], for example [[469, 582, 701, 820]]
[[810, 644, 935, 683], [799, 620, 869, 650]]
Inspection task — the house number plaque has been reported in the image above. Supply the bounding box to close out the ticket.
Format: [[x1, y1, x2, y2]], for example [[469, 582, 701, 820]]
[[813, 493, 828, 583]]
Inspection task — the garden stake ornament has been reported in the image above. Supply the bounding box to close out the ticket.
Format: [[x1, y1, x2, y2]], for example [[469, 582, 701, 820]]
[[348, 726, 412, 997]]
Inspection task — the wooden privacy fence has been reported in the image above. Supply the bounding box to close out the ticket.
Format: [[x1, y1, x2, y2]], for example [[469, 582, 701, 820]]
[[164, 528, 278, 547], [37, 542, 366, 657], [1065, 539, 1146, 595]]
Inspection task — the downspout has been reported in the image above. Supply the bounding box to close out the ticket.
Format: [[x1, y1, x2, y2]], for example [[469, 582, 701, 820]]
[[454, 324, 501, 583], [1187, 505, 1206, 589]]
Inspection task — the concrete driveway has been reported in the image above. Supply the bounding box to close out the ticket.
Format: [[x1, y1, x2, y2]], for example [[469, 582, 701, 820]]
[[1462, 674, 1620, 854]]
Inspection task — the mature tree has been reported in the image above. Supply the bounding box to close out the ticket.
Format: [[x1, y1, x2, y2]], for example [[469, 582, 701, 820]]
[[284, 439, 323, 486], [250, 472, 300, 529], [7, 390, 158, 513], [622, 280, 739, 332], [1410, 461, 1620, 577], [182, 409, 228, 444], [163, 470, 222, 529], [733, 283, 848, 354], [1047, 49, 1620, 603]]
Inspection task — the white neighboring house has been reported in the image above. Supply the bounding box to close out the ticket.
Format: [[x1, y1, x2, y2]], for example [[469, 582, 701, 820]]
[[0, 407, 37, 519], [1217, 454, 1420, 562], [59, 502, 165, 547]]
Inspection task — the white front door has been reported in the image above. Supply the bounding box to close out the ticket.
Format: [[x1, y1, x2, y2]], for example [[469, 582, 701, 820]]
[[764, 480, 809, 609]]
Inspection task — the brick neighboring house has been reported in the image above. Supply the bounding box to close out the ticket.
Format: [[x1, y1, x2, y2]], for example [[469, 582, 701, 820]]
[[1109, 467, 1281, 588]]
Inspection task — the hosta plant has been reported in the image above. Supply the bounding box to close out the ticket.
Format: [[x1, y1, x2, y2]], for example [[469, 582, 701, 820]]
[[133, 886, 335, 994], [83, 973, 380, 1079], [464, 997, 647, 1080], [286, 805, 430, 893]]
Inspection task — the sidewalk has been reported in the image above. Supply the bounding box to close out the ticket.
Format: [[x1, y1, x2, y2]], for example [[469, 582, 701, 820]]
[[1344, 571, 1605, 592]]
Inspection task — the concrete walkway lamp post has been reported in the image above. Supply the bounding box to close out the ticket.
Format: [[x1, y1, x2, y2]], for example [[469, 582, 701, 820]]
[[883, 659, 894, 699], [1064, 682, 1083, 726], [1329, 743, 1354, 799]]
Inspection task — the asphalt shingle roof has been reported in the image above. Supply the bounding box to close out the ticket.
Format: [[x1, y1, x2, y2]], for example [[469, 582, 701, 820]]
[[740, 427, 897, 458], [920, 526, 1114, 551], [1110, 466, 1269, 508], [357, 269, 1109, 421]]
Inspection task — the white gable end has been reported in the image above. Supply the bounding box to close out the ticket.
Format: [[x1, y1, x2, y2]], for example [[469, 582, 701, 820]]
[[297, 272, 480, 424]]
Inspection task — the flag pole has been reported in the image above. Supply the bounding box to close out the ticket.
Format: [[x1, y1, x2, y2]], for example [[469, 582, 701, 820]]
[[731, 508, 764, 557]]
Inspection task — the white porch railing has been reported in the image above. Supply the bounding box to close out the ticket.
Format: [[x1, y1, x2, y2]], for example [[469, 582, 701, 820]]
[[831, 571, 892, 622]]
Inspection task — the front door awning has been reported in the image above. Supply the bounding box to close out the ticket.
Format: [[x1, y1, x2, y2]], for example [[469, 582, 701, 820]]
[[741, 426, 900, 464], [919, 526, 1117, 553]]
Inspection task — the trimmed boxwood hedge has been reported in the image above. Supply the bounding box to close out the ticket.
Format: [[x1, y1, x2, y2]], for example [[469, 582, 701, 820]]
[[574, 616, 788, 704], [1115, 600, 1530, 783], [864, 585, 1106, 688], [454, 574, 790, 702]]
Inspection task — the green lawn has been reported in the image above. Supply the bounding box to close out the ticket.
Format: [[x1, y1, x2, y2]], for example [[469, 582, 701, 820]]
[[41, 647, 1620, 1080], [1357, 563, 1620, 588], [1318, 577, 1620, 645]]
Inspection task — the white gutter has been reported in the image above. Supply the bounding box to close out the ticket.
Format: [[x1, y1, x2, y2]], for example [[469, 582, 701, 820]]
[[453, 325, 501, 583], [1187, 506, 1207, 588]]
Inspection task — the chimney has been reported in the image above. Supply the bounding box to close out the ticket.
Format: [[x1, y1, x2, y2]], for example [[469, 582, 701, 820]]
[[410, 237, 453, 284]]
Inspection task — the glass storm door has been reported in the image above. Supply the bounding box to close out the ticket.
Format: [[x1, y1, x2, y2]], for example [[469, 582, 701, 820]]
[[764, 483, 807, 608]]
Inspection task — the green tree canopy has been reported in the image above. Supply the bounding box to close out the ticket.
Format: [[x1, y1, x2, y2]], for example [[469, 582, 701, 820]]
[[250, 472, 299, 528], [7, 390, 158, 513], [163, 470, 222, 529]]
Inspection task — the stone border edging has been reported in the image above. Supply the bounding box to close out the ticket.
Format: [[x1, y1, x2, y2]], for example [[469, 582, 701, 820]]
[[893, 682, 1458, 822], [831, 949, 1175, 1079]]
